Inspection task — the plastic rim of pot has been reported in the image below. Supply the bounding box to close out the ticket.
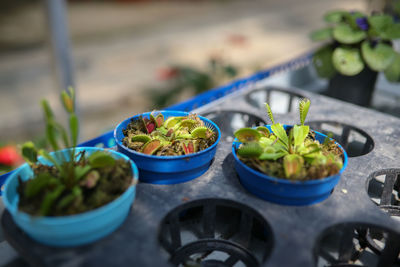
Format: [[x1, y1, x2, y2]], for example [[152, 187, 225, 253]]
[[2, 147, 139, 247], [232, 125, 348, 206], [114, 111, 221, 184]]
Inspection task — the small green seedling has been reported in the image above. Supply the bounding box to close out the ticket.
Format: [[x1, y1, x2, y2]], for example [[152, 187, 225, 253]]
[[19, 88, 125, 216]]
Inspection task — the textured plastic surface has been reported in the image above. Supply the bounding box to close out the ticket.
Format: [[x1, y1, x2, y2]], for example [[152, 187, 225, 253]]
[[114, 111, 221, 184], [232, 126, 348, 205], [3, 53, 400, 267], [2, 147, 139, 247]]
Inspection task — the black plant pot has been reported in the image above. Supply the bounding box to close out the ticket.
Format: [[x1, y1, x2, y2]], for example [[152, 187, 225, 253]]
[[324, 67, 378, 107]]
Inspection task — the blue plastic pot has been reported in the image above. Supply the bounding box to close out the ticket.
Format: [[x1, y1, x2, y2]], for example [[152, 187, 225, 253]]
[[3, 147, 139, 247], [0, 170, 15, 196], [0, 133, 116, 196], [232, 125, 348, 206], [114, 111, 221, 184]]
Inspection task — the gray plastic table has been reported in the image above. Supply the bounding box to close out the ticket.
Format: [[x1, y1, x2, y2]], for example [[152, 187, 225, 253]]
[[2, 60, 400, 267]]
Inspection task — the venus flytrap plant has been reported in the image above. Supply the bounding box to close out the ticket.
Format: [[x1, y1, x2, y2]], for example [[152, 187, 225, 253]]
[[234, 99, 343, 180], [18, 88, 129, 217], [122, 112, 217, 156]]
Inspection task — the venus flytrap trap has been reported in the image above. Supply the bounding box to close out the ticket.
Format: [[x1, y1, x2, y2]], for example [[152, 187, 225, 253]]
[[18, 88, 132, 217], [234, 99, 343, 180]]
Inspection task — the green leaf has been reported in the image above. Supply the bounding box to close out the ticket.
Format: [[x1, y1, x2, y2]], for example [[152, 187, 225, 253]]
[[293, 125, 310, 147], [131, 134, 152, 143], [21, 141, 38, 164], [333, 23, 366, 44], [223, 65, 238, 77], [313, 45, 336, 78], [272, 141, 288, 153], [68, 87, 75, 99], [310, 28, 332, 41], [164, 116, 184, 128], [158, 127, 170, 136], [265, 102, 275, 124], [258, 136, 274, 148], [237, 143, 263, 158], [283, 154, 304, 179], [24, 173, 58, 198], [57, 192, 77, 211], [61, 87, 75, 114], [38, 149, 61, 171], [390, 24, 400, 39], [271, 123, 288, 149], [190, 127, 208, 139], [259, 151, 287, 160], [74, 165, 92, 181], [57, 186, 82, 210], [40, 184, 65, 216], [384, 52, 400, 82], [46, 122, 59, 152], [299, 98, 310, 125], [69, 114, 79, 147], [368, 15, 392, 31], [68, 87, 75, 108], [361, 41, 395, 72], [395, 0, 400, 15], [324, 10, 346, 23], [88, 151, 115, 168], [53, 121, 70, 148], [302, 143, 322, 156], [61, 91, 74, 114], [41, 100, 54, 122], [256, 126, 270, 137], [368, 14, 400, 39], [234, 128, 261, 143], [332, 47, 364, 76]]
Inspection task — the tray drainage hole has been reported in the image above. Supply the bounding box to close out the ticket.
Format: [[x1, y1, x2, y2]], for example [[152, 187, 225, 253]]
[[158, 198, 273, 267], [308, 121, 374, 157], [201, 111, 266, 142], [367, 169, 400, 221], [245, 87, 305, 114], [315, 223, 400, 267]]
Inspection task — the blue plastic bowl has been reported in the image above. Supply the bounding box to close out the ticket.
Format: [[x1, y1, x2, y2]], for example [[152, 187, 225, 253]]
[[114, 111, 221, 184], [3, 147, 139, 247], [232, 125, 348, 206]]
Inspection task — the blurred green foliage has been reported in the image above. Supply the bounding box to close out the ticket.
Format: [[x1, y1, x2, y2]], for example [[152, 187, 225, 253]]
[[310, 10, 400, 82], [148, 58, 238, 108]]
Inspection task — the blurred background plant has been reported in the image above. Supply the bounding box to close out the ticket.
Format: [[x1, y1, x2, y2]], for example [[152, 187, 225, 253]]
[[311, 10, 400, 81], [148, 57, 238, 108], [0, 0, 371, 146]]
